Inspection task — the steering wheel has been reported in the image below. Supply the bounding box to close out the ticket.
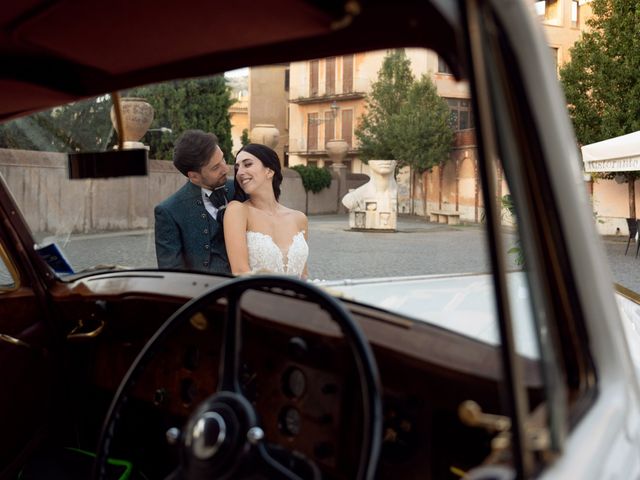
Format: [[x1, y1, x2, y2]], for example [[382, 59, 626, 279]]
[[94, 276, 383, 480]]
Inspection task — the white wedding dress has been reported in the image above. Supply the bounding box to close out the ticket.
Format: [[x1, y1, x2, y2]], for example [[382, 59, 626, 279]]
[[246, 231, 308, 277]]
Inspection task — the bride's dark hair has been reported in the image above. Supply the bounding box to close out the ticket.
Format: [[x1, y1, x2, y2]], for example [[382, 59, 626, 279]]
[[233, 143, 283, 202]]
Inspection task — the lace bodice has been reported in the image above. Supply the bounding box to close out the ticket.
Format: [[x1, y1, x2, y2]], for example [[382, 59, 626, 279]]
[[246, 231, 308, 277]]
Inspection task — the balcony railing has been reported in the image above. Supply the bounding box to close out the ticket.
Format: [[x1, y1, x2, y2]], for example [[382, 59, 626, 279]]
[[290, 91, 365, 104], [289, 147, 360, 156]]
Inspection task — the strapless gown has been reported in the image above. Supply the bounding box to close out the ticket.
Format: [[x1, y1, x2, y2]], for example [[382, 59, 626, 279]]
[[246, 231, 309, 277]]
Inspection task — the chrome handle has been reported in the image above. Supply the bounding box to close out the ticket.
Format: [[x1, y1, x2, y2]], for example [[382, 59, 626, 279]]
[[67, 318, 105, 341], [0, 333, 32, 349]]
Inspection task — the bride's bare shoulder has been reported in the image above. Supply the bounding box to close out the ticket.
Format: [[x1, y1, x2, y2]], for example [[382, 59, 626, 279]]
[[226, 200, 247, 212], [224, 200, 248, 221], [289, 208, 307, 230], [280, 205, 305, 219]]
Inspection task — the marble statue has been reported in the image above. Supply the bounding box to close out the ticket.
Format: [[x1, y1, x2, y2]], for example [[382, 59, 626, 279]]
[[342, 160, 397, 230]]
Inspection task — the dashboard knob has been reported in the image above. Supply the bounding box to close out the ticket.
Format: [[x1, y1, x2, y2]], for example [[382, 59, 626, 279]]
[[287, 337, 308, 359], [166, 427, 181, 445]]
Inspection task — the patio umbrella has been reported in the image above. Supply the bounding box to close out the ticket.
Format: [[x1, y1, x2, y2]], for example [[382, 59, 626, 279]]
[[582, 130, 640, 173]]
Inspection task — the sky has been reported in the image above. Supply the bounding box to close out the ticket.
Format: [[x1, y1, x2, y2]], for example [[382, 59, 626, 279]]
[[224, 68, 249, 78]]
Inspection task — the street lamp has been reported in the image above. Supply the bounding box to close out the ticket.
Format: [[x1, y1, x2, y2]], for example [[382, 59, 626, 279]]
[[309, 100, 340, 124]]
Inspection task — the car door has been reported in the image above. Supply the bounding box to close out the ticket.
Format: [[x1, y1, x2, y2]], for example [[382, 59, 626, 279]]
[[465, 0, 640, 477], [0, 174, 59, 477]]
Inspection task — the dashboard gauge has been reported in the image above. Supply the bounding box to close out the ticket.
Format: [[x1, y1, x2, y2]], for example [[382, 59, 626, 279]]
[[283, 367, 306, 399], [279, 407, 301, 437]]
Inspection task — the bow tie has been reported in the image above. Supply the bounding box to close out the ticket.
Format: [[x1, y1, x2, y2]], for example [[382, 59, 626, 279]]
[[208, 187, 228, 209]]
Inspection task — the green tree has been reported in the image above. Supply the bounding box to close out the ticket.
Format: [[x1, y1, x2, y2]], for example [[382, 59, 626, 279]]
[[240, 128, 250, 147], [0, 95, 113, 152], [390, 75, 454, 172], [290, 164, 333, 214], [128, 75, 234, 161], [560, 0, 640, 216], [356, 51, 454, 214], [355, 49, 414, 160]]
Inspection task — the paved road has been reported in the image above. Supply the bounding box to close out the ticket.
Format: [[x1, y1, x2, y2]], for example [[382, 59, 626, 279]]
[[46, 214, 639, 292]]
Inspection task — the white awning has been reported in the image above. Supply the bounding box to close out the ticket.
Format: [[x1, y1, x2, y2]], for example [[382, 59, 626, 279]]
[[582, 131, 640, 172]]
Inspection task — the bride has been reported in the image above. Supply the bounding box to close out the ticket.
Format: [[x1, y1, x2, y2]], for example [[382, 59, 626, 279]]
[[223, 143, 309, 279]]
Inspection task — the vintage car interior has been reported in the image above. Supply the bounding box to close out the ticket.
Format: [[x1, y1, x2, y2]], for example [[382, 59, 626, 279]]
[[1, 0, 636, 479]]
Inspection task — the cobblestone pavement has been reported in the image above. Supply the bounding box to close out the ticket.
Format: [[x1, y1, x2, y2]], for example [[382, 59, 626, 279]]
[[304, 214, 519, 280], [601, 234, 640, 293], [48, 214, 639, 293]]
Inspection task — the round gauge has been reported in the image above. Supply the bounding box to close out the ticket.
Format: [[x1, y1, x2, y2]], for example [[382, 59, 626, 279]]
[[282, 367, 307, 399], [279, 407, 302, 437]]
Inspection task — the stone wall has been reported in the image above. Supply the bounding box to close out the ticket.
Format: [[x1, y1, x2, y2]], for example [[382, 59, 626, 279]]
[[0, 148, 346, 234]]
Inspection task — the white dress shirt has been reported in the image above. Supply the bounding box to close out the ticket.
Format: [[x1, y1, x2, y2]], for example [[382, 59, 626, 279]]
[[201, 187, 219, 219]]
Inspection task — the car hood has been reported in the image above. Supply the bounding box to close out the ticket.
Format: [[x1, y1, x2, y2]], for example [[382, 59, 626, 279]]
[[319, 272, 539, 360]]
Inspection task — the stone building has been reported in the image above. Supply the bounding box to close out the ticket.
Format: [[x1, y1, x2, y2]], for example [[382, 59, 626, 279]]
[[230, 0, 594, 222], [227, 74, 248, 156]]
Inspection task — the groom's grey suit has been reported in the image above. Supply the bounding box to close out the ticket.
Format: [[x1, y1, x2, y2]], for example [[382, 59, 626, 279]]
[[154, 179, 234, 274]]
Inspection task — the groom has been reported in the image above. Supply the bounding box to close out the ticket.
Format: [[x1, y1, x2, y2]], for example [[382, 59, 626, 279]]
[[154, 130, 234, 274]]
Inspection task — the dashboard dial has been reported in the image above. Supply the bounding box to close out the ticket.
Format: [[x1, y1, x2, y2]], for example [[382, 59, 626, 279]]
[[283, 367, 306, 399], [279, 407, 302, 436]]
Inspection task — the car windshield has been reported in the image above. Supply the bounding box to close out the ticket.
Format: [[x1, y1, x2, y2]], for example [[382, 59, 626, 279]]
[[0, 47, 549, 360], [0, 49, 504, 281], [1, 4, 629, 476]]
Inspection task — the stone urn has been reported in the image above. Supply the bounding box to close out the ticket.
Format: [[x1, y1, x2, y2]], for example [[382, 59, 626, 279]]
[[110, 97, 154, 148], [325, 138, 349, 165], [250, 124, 280, 149]]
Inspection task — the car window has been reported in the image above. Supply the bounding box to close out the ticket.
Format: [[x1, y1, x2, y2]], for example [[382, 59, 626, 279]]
[[2, 19, 604, 476], [0, 242, 16, 290], [0, 48, 544, 352], [0, 51, 509, 310], [0, 48, 551, 440]]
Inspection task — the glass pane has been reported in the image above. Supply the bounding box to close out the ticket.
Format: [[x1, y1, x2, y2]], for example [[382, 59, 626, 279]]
[[0, 256, 14, 289], [460, 110, 469, 130], [0, 44, 550, 479]]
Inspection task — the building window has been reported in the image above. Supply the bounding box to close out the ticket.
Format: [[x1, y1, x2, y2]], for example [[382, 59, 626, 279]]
[[571, 0, 579, 27], [284, 68, 290, 92], [438, 56, 452, 74], [447, 98, 474, 131], [326, 57, 336, 95], [310, 60, 319, 97], [544, 0, 561, 24], [343, 55, 354, 93], [341, 109, 353, 148], [324, 111, 335, 145], [550, 47, 559, 75], [308, 113, 318, 150]]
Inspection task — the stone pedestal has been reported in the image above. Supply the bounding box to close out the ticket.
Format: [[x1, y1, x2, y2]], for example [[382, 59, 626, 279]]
[[110, 97, 154, 149], [326, 139, 349, 214], [326, 139, 349, 163], [250, 124, 280, 149], [331, 163, 348, 214], [342, 160, 398, 231]]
